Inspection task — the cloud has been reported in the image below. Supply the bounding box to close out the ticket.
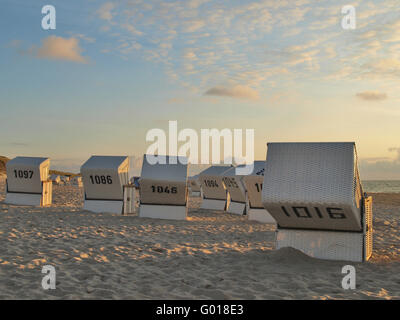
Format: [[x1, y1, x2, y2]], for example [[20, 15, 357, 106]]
[[35, 36, 88, 63], [97, 2, 115, 21], [122, 23, 143, 36], [204, 85, 259, 100], [356, 91, 387, 101], [183, 19, 206, 33]]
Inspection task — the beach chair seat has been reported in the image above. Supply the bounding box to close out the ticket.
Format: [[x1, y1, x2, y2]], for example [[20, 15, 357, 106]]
[[139, 155, 188, 220], [5, 157, 52, 206], [262, 142, 373, 262]]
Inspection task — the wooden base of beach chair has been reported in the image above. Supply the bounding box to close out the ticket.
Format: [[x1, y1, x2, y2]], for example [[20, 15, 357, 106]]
[[139, 204, 187, 220]]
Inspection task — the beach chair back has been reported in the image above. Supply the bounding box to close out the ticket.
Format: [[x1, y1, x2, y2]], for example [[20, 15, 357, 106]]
[[5, 156, 52, 206], [263, 142, 363, 231], [139, 155, 188, 220], [81, 155, 129, 213], [262, 142, 372, 261], [199, 165, 231, 211]]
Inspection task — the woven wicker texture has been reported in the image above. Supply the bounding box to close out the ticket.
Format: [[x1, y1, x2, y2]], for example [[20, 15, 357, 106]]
[[262, 142, 362, 231], [276, 229, 364, 262]]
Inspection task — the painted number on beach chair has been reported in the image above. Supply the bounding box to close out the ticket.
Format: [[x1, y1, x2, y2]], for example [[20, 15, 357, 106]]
[[14, 170, 34, 179], [255, 168, 265, 175], [222, 177, 239, 188], [281, 206, 346, 219], [89, 175, 113, 185], [151, 186, 178, 194], [254, 182, 263, 192], [204, 180, 219, 188]]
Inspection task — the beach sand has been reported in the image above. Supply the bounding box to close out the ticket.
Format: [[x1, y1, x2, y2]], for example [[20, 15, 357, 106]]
[[0, 176, 399, 299]]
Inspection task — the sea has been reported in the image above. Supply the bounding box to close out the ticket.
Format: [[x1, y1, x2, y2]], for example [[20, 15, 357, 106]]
[[362, 180, 400, 193]]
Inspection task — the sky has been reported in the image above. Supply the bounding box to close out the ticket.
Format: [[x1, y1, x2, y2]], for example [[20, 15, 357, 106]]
[[0, 0, 400, 179]]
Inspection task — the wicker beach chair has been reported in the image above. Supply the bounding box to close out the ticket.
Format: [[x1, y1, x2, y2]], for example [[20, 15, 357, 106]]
[[199, 165, 232, 211], [81, 155, 132, 214], [262, 142, 373, 262], [5, 157, 52, 206], [139, 155, 188, 220]]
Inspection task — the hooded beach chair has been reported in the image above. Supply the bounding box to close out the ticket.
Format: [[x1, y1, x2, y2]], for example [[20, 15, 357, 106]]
[[81, 155, 135, 214], [188, 175, 201, 197], [241, 161, 276, 223], [5, 156, 52, 206], [221, 166, 248, 215], [199, 165, 232, 211], [262, 142, 373, 262], [139, 155, 188, 220]]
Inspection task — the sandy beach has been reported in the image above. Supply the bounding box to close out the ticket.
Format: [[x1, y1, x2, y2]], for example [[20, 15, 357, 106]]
[[0, 175, 399, 300]]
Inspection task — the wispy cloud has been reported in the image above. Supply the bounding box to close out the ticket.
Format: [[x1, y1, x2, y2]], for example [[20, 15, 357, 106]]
[[356, 91, 388, 101], [97, 2, 115, 21], [204, 85, 259, 100], [91, 0, 400, 100]]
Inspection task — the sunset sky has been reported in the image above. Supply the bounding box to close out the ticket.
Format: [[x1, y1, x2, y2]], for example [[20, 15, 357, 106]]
[[1, 0, 400, 179]]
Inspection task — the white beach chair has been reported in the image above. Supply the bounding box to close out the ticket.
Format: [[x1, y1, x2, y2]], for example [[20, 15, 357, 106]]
[[139, 155, 188, 220], [72, 176, 83, 187], [188, 175, 201, 197], [241, 161, 276, 223], [221, 166, 248, 215], [5, 157, 52, 206], [262, 142, 373, 262], [199, 165, 232, 211], [81, 155, 135, 214]]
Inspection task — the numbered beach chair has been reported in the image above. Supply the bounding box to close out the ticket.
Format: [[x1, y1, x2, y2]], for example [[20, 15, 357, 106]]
[[72, 176, 83, 187], [199, 165, 232, 211], [221, 166, 248, 215], [81, 156, 135, 214], [139, 155, 188, 220], [240, 161, 276, 223], [188, 175, 201, 197], [262, 142, 373, 262], [5, 157, 52, 206]]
